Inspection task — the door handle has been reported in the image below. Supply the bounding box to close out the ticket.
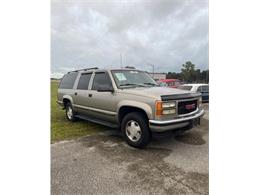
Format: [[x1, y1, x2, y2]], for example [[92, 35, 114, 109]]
[[88, 94, 92, 97], [74, 92, 77, 95]]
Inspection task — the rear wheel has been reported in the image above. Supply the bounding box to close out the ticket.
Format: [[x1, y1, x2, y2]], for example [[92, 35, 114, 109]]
[[121, 112, 151, 148], [65, 102, 77, 122]]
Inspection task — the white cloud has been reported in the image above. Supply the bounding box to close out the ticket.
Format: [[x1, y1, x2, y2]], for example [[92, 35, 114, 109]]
[[51, 0, 208, 77], [51, 72, 63, 79]]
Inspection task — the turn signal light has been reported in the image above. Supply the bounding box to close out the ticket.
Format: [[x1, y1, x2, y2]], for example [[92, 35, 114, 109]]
[[156, 101, 163, 116]]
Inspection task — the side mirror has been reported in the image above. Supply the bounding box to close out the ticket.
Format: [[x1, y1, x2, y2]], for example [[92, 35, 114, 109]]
[[97, 85, 114, 92]]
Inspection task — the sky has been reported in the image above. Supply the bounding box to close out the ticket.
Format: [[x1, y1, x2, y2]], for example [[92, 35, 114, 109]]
[[51, 0, 208, 78]]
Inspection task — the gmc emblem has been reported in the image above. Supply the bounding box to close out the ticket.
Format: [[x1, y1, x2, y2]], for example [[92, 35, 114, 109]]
[[185, 103, 196, 110]]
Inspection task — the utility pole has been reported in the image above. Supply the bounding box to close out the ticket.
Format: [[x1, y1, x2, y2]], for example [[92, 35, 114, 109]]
[[152, 64, 155, 78], [146, 63, 155, 78], [120, 53, 123, 68]]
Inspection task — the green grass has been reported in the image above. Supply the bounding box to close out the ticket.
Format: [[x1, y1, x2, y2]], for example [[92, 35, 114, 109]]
[[51, 81, 104, 143]]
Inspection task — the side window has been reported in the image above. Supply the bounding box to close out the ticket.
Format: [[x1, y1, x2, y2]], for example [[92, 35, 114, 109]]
[[59, 72, 78, 89], [92, 72, 112, 90], [197, 86, 202, 92], [77, 73, 92, 90]]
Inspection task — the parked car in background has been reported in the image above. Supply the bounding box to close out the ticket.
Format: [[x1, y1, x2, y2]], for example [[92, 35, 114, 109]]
[[178, 84, 209, 102], [158, 79, 181, 88]]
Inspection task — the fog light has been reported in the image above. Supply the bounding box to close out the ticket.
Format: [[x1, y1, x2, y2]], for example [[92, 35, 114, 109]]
[[162, 109, 176, 115]]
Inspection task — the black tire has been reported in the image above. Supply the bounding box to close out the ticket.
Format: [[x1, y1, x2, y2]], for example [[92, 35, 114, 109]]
[[121, 112, 151, 148], [65, 102, 77, 122]]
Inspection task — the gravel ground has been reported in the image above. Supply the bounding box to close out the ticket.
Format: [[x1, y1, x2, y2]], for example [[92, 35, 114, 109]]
[[51, 104, 209, 195]]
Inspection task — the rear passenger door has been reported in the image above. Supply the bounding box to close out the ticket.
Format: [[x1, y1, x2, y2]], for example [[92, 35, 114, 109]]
[[73, 72, 93, 115]]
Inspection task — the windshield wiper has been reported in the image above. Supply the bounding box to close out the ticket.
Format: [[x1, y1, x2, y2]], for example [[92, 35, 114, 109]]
[[119, 83, 146, 87], [143, 82, 158, 86]]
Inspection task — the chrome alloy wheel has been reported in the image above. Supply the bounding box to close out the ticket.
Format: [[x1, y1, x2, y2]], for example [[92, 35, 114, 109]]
[[125, 120, 142, 142], [67, 106, 73, 120]]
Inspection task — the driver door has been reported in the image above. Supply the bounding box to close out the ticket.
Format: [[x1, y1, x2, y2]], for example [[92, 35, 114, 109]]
[[87, 71, 117, 123]]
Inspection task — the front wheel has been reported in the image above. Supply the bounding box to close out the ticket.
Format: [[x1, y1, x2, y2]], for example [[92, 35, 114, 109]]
[[121, 112, 151, 148]]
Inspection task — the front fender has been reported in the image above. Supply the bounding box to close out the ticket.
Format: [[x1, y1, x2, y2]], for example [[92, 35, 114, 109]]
[[117, 100, 153, 120]]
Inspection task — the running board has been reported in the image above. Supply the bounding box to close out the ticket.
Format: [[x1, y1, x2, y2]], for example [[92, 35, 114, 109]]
[[75, 114, 118, 129]]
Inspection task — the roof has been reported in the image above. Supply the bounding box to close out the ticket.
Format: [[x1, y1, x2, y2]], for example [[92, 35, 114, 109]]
[[68, 67, 146, 74]]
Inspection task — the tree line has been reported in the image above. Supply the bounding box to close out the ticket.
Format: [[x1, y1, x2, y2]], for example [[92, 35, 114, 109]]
[[166, 61, 209, 83]]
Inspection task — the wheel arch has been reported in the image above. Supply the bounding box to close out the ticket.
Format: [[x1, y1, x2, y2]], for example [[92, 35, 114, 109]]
[[62, 95, 74, 107], [117, 101, 153, 124]]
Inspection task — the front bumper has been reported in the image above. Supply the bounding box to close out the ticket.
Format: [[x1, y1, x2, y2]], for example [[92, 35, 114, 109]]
[[149, 109, 205, 132]]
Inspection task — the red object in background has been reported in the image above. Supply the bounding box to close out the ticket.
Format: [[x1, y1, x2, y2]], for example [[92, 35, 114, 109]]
[[159, 79, 181, 88]]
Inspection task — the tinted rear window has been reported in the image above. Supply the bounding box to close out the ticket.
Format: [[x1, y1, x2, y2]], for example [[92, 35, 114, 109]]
[[92, 72, 112, 90], [77, 73, 92, 90], [59, 72, 78, 89]]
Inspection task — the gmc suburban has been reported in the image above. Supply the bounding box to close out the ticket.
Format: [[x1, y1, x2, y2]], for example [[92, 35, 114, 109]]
[[57, 67, 204, 148]]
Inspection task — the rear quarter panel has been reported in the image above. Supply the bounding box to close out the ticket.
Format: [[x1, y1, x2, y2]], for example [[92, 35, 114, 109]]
[[57, 89, 76, 106]]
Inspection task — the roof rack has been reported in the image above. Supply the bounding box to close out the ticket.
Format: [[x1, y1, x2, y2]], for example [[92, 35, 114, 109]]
[[68, 67, 99, 73], [125, 66, 136, 69]]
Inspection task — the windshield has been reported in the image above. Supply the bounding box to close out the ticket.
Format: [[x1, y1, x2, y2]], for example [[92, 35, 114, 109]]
[[111, 70, 158, 88]]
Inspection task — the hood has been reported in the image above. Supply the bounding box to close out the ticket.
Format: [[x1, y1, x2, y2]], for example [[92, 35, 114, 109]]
[[119, 87, 192, 99]]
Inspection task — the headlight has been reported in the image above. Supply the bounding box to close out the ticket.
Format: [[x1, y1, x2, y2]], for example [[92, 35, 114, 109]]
[[162, 102, 176, 108], [156, 101, 176, 115]]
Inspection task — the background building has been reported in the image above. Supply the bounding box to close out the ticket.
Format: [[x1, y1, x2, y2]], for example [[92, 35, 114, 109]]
[[149, 73, 166, 81]]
